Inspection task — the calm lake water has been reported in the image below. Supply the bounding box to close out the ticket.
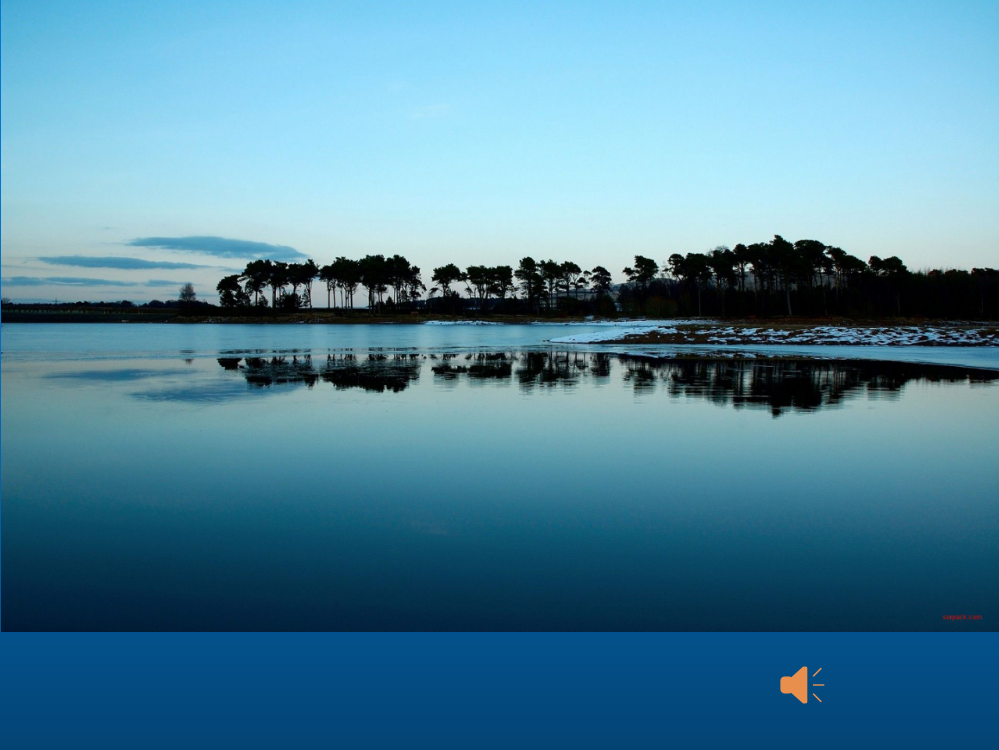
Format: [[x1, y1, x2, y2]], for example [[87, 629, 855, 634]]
[[2, 324, 997, 630]]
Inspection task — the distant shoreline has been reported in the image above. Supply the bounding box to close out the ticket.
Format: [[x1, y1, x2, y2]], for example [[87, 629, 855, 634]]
[[2, 305, 996, 326], [2, 307, 997, 347]]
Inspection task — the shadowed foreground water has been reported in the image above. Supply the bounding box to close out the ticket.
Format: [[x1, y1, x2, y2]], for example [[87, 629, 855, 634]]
[[2, 345, 997, 630]]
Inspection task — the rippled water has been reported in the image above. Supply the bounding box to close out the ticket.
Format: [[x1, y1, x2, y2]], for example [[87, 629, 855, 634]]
[[2, 324, 997, 630]]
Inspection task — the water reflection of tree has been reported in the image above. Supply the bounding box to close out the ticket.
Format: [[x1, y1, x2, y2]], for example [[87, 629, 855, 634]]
[[514, 350, 598, 388], [321, 353, 422, 393], [217, 353, 421, 393], [432, 352, 512, 381], [215, 351, 996, 412], [619, 355, 997, 415]]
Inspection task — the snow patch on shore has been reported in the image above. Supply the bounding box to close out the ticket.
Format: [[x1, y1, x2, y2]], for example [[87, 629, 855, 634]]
[[550, 324, 998, 346], [552, 327, 681, 343]]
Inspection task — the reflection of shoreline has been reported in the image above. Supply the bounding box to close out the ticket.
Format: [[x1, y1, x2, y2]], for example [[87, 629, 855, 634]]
[[220, 353, 423, 393], [619, 355, 999, 415], [211, 352, 998, 416]]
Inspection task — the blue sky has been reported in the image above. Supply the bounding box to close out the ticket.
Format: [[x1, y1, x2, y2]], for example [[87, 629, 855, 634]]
[[2, 0, 997, 302]]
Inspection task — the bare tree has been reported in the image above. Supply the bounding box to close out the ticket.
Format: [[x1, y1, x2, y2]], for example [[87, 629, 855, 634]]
[[179, 283, 197, 305]]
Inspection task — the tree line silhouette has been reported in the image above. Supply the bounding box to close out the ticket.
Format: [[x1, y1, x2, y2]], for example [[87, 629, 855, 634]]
[[212, 350, 996, 415], [215, 238, 999, 319]]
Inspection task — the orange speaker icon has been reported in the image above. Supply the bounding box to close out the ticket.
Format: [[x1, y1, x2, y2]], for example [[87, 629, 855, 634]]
[[780, 667, 824, 704]]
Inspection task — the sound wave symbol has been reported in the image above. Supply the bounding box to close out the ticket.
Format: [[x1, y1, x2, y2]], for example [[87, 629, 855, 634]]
[[812, 667, 824, 702]]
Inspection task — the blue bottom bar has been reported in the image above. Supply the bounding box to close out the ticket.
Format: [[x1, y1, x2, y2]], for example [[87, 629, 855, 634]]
[[0, 633, 992, 747]]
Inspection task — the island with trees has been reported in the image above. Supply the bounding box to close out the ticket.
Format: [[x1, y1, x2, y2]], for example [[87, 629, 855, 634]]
[[3, 235, 998, 328], [210, 235, 998, 321]]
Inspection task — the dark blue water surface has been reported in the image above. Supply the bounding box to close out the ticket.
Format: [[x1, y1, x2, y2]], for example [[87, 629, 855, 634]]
[[2, 324, 997, 630]]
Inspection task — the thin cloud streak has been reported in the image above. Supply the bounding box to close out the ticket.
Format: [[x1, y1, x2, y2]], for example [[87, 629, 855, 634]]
[[1, 276, 192, 288], [39, 255, 215, 270], [127, 236, 305, 260], [145, 279, 190, 288]]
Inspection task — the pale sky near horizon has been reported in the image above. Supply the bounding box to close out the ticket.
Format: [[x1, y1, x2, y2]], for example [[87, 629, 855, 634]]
[[2, 0, 998, 302]]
